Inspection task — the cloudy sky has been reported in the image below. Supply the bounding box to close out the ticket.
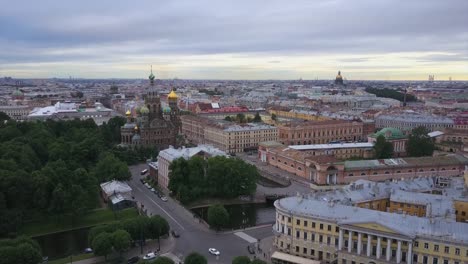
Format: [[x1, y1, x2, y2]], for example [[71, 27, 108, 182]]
[[1, 0, 467, 80]]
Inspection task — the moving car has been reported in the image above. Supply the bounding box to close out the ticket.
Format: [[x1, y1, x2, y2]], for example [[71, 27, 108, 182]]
[[209, 248, 220, 256], [143, 252, 157, 260], [171, 230, 180, 238], [161, 196, 168, 202], [140, 169, 148, 175], [127, 256, 140, 264], [84, 248, 93, 253]]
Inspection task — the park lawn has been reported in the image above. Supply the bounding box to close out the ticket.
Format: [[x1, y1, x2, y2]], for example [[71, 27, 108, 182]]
[[48, 253, 94, 264], [21, 208, 139, 237]]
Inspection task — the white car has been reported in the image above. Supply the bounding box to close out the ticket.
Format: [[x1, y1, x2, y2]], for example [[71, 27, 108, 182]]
[[143, 252, 157, 260], [161, 196, 168, 202], [209, 248, 220, 256], [145, 183, 151, 189]]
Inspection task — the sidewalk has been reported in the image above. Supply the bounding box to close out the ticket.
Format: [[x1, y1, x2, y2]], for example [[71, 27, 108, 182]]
[[254, 235, 275, 263], [69, 236, 176, 264]]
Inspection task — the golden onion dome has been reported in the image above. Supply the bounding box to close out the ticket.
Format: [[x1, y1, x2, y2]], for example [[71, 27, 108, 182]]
[[125, 110, 131, 116], [168, 90, 178, 100]]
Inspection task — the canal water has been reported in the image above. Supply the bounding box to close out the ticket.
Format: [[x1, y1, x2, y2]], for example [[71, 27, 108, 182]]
[[191, 203, 276, 230], [33, 228, 90, 260]]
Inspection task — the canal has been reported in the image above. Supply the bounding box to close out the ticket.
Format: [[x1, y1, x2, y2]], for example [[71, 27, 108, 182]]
[[191, 202, 276, 230], [33, 228, 90, 260]]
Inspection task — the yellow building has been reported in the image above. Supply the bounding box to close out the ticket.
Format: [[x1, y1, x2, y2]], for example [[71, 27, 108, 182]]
[[268, 108, 330, 122], [274, 196, 468, 264]]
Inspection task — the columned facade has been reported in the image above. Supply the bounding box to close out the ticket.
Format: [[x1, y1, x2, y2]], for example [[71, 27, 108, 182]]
[[337, 226, 413, 264]]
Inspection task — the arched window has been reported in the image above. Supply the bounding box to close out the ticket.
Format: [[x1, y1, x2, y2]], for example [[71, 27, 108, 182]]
[[373, 172, 378, 175], [348, 173, 354, 177], [384, 171, 389, 174], [430, 168, 435, 171], [408, 170, 412, 173], [361, 173, 366, 176], [396, 171, 401, 173], [298, 167, 302, 171]]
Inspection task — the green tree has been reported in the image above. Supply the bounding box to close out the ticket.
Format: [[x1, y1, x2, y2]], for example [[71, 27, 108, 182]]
[[16, 243, 42, 264], [373, 135, 393, 159], [184, 252, 207, 264], [253, 112, 262, 123], [236, 113, 246, 123], [92, 232, 113, 261], [0, 246, 17, 264], [251, 260, 267, 264], [232, 256, 251, 264], [112, 229, 131, 258], [407, 126, 435, 157], [224, 116, 232, 122], [152, 256, 175, 264], [0, 112, 10, 123], [207, 204, 229, 230], [271, 113, 277, 121], [148, 215, 170, 250], [92, 152, 131, 182]]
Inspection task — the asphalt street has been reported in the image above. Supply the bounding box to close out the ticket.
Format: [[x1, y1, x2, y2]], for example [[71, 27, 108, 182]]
[[127, 164, 273, 264]]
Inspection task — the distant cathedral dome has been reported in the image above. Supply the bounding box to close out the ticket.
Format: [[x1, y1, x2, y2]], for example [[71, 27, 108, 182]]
[[140, 105, 150, 115], [335, 71, 344, 85], [12, 88, 24, 100], [168, 90, 178, 100]]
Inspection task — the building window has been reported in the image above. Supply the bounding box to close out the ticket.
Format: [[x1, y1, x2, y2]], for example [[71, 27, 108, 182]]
[[304, 220, 308, 227], [320, 223, 323, 230], [335, 226, 339, 232], [455, 248, 460, 255], [296, 231, 300, 238], [295, 246, 299, 252], [414, 241, 419, 248], [303, 247, 307, 254], [348, 173, 354, 176], [304, 232, 308, 240], [384, 171, 389, 174], [432, 258, 438, 264], [288, 217, 291, 223], [444, 246, 449, 253], [297, 219, 300, 225], [328, 225, 331, 231], [312, 222, 316, 228], [434, 245, 439, 252], [424, 243, 429, 249]]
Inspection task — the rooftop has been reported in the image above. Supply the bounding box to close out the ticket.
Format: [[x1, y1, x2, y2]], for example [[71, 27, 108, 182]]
[[344, 154, 468, 170], [158, 144, 228, 162], [275, 196, 468, 244], [289, 142, 374, 151]]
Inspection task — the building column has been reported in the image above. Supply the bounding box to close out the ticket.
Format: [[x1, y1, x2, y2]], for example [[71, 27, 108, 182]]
[[366, 235, 371, 257], [386, 239, 391, 262], [357, 233, 362, 255], [348, 231, 353, 253], [338, 229, 344, 250], [407, 242, 413, 264], [397, 240, 402, 264], [376, 237, 381, 259]]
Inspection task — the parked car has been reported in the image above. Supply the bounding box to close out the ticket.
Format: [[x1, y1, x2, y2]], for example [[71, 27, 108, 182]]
[[161, 196, 168, 202], [171, 230, 180, 238], [140, 178, 146, 184], [127, 256, 140, 264], [157, 193, 163, 198], [84, 248, 93, 253], [145, 183, 151, 189], [209, 248, 220, 256], [140, 169, 148, 175], [150, 188, 156, 193], [143, 252, 157, 260]]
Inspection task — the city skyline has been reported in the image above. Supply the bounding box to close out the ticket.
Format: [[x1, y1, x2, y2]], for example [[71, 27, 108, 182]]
[[1, 0, 467, 80]]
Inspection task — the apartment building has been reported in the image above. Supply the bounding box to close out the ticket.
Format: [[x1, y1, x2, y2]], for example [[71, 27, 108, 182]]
[[181, 115, 278, 154], [278, 120, 365, 145]]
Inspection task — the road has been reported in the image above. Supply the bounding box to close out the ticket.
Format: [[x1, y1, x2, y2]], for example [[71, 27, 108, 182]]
[[127, 164, 273, 263]]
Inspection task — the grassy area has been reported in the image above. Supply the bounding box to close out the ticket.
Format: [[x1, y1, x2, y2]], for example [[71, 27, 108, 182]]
[[21, 208, 139, 237], [48, 253, 94, 264]]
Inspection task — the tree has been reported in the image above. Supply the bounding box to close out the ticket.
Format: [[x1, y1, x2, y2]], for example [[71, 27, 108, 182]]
[[92, 232, 113, 261], [251, 260, 267, 264], [253, 112, 262, 123], [207, 204, 229, 230], [232, 256, 251, 264], [184, 252, 207, 264], [152, 256, 175, 264], [236, 113, 246, 123], [407, 126, 435, 157], [112, 229, 131, 258], [271, 113, 277, 121], [224, 116, 232, 122], [373, 135, 393, 159], [147, 215, 170, 250], [92, 152, 131, 182], [16, 243, 42, 264], [0, 112, 10, 124]]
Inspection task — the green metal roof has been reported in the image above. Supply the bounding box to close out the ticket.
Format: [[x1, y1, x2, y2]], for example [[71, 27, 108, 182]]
[[370, 127, 406, 140]]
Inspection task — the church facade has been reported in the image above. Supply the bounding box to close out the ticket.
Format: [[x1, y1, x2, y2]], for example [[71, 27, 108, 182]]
[[120, 68, 180, 150]]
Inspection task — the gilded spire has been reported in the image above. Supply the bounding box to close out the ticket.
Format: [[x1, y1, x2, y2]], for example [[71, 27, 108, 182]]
[[149, 65, 155, 85]]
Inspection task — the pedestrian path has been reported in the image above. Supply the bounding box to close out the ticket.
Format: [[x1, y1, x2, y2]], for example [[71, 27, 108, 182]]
[[234, 231, 258, 243]]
